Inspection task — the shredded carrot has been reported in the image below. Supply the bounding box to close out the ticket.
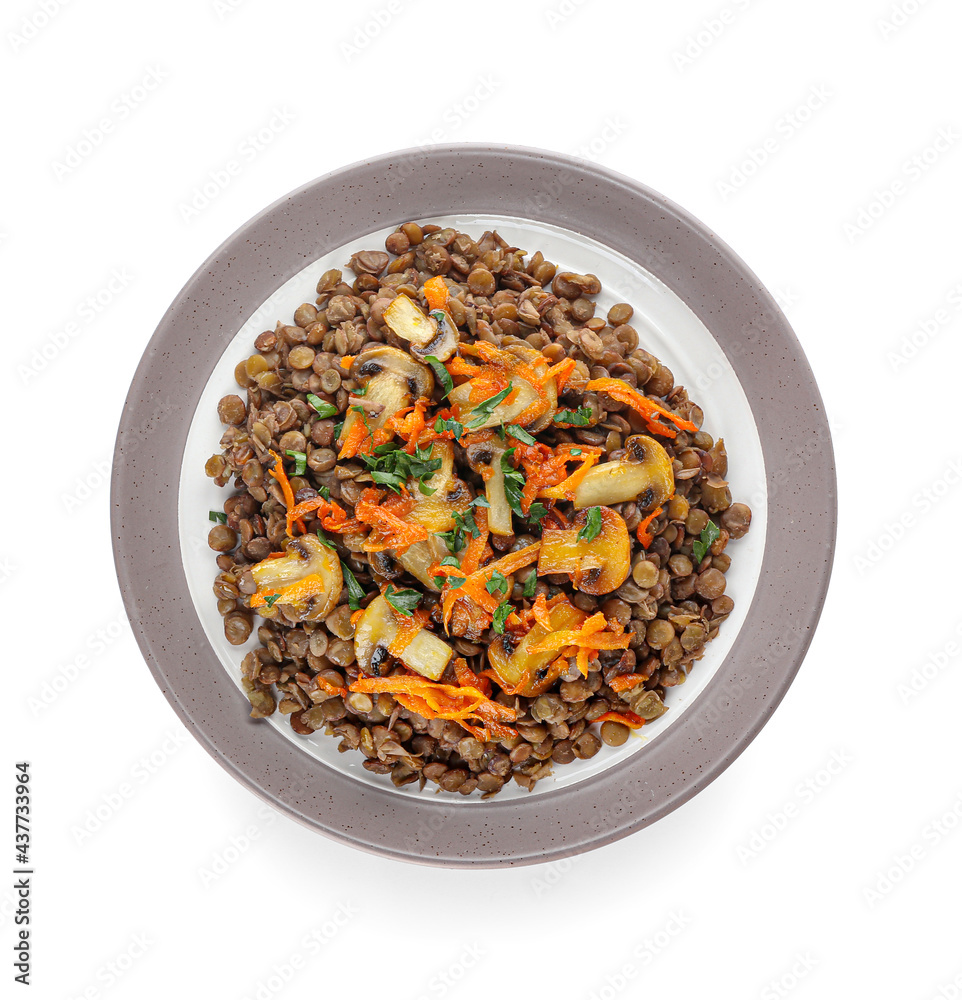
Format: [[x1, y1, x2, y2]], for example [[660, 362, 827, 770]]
[[339, 355, 356, 370], [585, 378, 698, 438], [250, 572, 326, 609], [268, 450, 305, 534], [384, 397, 430, 454], [284, 495, 349, 539], [354, 488, 429, 554], [454, 656, 492, 698], [349, 676, 516, 734], [529, 592, 554, 630], [544, 357, 577, 393], [527, 611, 632, 678], [594, 711, 645, 730], [423, 275, 449, 312], [538, 449, 602, 501], [635, 505, 664, 548], [313, 676, 348, 699], [608, 674, 648, 693], [350, 609, 366, 626], [441, 541, 540, 632], [266, 551, 286, 560]]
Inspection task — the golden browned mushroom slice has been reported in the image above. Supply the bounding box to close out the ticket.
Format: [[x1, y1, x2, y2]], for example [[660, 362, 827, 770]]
[[538, 506, 630, 595], [353, 594, 453, 681], [336, 346, 434, 451], [571, 434, 674, 510], [486, 600, 587, 697], [398, 441, 473, 590], [382, 293, 459, 362], [249, 534, 342, 622], [463, 436, 513, 536], [448, 377, 541, 430]]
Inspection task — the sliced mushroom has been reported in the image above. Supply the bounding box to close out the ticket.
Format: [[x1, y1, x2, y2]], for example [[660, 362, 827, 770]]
[[572, 434, 674, 510], [249, 534, 342, 622], [353, 594, 453, 681], [406, 442, 472, 534], [486, 601, 587, 697], [448, 377, 541, 430], [337, 346, 434, 451], [538, 506, 630, 595], [383, 293, 458, 362], [464, 435, 513, 536], [396, 535, 450, 591]]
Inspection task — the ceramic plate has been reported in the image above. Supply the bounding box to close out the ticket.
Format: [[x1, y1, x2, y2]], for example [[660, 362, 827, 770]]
[[112, 144, 836, 867]]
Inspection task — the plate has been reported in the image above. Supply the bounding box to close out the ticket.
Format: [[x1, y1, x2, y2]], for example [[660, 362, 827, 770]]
[[112, 144, 836, 867]]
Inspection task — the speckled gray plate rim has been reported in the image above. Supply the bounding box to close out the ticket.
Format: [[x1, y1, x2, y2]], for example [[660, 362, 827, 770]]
[[111, 144, 836, 868]]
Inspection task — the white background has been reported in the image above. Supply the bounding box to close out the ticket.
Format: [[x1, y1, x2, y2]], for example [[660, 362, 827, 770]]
[[4, 1, 961, 998]]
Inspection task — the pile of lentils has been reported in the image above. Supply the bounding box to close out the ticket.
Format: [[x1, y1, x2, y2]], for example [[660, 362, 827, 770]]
[[204, 222, 752, 797]]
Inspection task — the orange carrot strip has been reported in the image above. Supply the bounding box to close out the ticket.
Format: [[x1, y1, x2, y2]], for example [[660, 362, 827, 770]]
[[636, 505, 664, 548], [609, 674, 648, 693], [250, 572, 326, 609], [339, 355, 356, 370], [268, 450, 305, 534], [313, 676, 348, 699], [423, 275, 449, 311], [454, 656, 492, 698], [544, 357, 577, 392], [585, 378, 698, 438], [594, 711, 645, 730]]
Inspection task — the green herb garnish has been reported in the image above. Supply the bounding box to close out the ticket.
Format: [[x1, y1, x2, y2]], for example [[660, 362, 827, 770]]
[[385, 585, 421, 616], [577, 507, 604, 543], [315, 529, 335, 550], [452, 508, 480, 539], [318, 485, 331, 500], [434, 415, 464, 439], [285, 450, 307, 476], [692, 519, 721, 563], [264, 594, 282, 608], [360, 443, 442, 495], [505, 424, 536, 445], [352, 384, 368, 397], [340, 560, 366, 611], [425, 356, 454, 397], [522, 572, 537, 598], [492, 599, 513, 634], [466, 384, 514, 429], [439, 528, 465, 554], [440, 555, 461, 568], [554, 405, 593, 427], [500, 450, 526, 519], [527, 503, 548, 524], [485, 570, 509, 596], [209, 510, 227, 524], [570, 448, 582, 456], [333, 421, 344, 440], [306, 394, 338, 419]]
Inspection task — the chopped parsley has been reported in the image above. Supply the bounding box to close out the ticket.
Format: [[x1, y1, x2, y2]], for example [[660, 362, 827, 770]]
[[359, 443, 442, 495], [424, 355, 454, 397], [554, 405, 593, 426], [492, 599, 513, 634], [522, 572, 537, 598], [264, 594, 282, 608], [692, 519, 721, 563], [500, 450, 526, 518], [485, 570, 509, 596], [315, 529, 335, 550], [340, 560, 366, 611], [434, 415, 464, 439], [570, 448, 582, 456], [439, 528, 465, 554], [385, 585, 421, 616], [440, 555, 461, 568], [466, 384, 514, 429], [285, 450, 307, 476], [306, 394, 338, 419], [452, 508, 481, 539], [527, 502, 548, 524], [577, 507, 604, 543], [317, 485, 331, 500], [505, 424, 536, 445], [209, 510, 227, 524]]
